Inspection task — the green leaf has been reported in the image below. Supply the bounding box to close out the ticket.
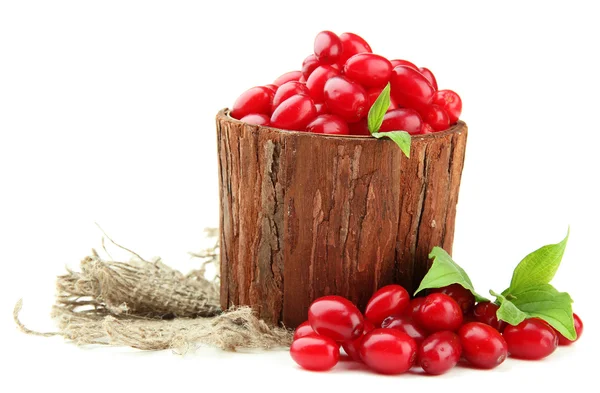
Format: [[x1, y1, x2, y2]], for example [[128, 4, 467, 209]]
[[414, 247, 488, 302], [367, 83, 391, 133], [508, 228, 569, 294], [492, 284, 576, 340], [372, 131, 411, 158]]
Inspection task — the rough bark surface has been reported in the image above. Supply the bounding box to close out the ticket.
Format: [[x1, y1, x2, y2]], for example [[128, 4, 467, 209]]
[[216, 109, 468, 328]]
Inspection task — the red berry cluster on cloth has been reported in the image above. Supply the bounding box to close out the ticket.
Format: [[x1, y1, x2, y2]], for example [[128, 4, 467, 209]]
[[231, 31, 462, 136], [290, 284, 584, 375]]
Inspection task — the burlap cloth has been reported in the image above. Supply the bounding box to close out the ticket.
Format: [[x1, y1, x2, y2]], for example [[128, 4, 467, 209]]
[[14, 228, 293, 353]]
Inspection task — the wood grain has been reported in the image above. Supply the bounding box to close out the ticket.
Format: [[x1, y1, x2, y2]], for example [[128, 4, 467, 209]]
[[216, 109, 468, 328]]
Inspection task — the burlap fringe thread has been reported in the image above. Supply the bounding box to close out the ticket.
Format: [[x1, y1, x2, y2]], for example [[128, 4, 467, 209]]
[[14, 229, 293, 353]]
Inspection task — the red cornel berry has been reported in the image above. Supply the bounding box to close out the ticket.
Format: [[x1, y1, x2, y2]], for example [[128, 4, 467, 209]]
[[308, 295, 364, 342], [270, 95, 316, 131], [339, 32, 372, 64], [293, 321, 317, 341], [359, 329, 417, 375], [417, 293, 463, 332], [306, 114, 349, 135], [556, 313, 583, 345], [473, 301, 507, 332], [364, 284, 410, 327], [231, 86, 274, 119], [419, 331, 462, 375], [390, 65, 436, 110], [431, 89, 462, 123], [503, 318, 558, 360], [323, 76, 368, 123], [459, 322, 508, 369], [343, 53, 392, 88], [341, 320, 375, 361], [314, 31, 342, 64], [290, 335, 340, 371], [430, 284, 475, 315], [381, 315, 428, 347]]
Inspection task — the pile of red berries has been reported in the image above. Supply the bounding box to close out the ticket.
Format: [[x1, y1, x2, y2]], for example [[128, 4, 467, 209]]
[[290, 284, 583, 374], [231, 31, 462, 136]]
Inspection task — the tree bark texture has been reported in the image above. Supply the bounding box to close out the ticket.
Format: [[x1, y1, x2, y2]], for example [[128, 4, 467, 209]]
[[216, 109, 468, 328]]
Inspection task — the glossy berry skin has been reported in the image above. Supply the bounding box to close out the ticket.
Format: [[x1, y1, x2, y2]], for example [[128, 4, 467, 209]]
[[290, 335, 340, 371], [473, 302, 507, 332], [418, 67, 438, 91], [348, 118, 370, 136], [419, 331, 462, 375], [557, 313, 583, 345], [273, 70, 302, 87], [359, 329, 417, 375], [343, 53, 392, 88], [406, 297, 426, 319], [459, 322, 508, 369], [379, 108, 423, 135], [430, 284, 475, 315], [302, 54, 321, 80], [314, 103, 328, 115], [390, 65, 436, 110], [381, 315, 428, 347], [272, 81, 310, 112], [341, 320, 375, 362], [306, 65, 339, 103], [431, 89, 462, 123], [264, 84, 278, 94], [364, 284, 410, 327], [308, 295, 364, 342], [270, 95, 316, 131], [314, 31, 342, 64], [420, 105, 450, 132], [239, 113, 270, 126], [339, 32, 372, 64], [390, 59, 418, 70], [293, 320, 317, 341], [503, 318, 558, 360], [323, 76, 368, 123], [421, 123, 434, 134], [306, 114, 349, 135], [417, 293, 463, 332], [231, 86, 274, 119]]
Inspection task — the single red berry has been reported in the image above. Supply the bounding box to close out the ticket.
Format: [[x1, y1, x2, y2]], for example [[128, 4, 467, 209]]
[[430, 284, 475, 314], [306, 65, 339, 103], [473, 302, 507, 332], [418, 67, 438, 91], [556, 313, 583, 346], [459, 322, 507, 369], [302, 54, 321, 80], [231, 86, 274, 119], [272, 81, 309, 112], [431, 89, 462, 123], [323, 76, 368, 123], [314, 31, 342, 64], [239, 113, 270, 127], [273, 70, 302, 87], [381, 315, 428, 347], [419, 331, 462, 375], [264, 84, 278, 94], [421, 123, 434, 134], [343, 53, 392, 88], [390, 59, 418, 70], [405, 297, 426, 319], [503, 318, 558, 360], [306, 114, 349, 135], [359, 329, 417, 375], [390, 65, 436, 110], [290, 335, 340, 371], [339, 32, 372, 64], [379, 108, 423, 135], [420, 105, 450, 132], [270, 95, 316, 131], [417, 293, 463, 332], [348, 118, 370, 136], [364, 284, 410, 327], [293, 320, 317, 341], [308, 295, 364, 342], [341, 320, 375, 362]]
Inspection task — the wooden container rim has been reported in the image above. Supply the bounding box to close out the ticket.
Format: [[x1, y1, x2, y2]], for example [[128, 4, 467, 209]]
[[218, 108, 466, 142]]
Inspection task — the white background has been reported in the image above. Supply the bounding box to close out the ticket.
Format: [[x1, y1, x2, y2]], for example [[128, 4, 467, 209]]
[[1, 0, 599, 391]]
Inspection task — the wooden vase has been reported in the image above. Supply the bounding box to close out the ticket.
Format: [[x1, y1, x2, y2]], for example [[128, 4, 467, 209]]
[[216, 109, 468, 328]]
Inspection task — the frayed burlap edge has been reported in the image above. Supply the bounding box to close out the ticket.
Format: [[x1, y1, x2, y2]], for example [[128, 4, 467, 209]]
[[14, 228, 293, 353]]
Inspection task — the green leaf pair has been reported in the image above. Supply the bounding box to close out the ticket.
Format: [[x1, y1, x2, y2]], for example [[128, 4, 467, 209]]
[[367, 83, 411, 158], [414, 229, 576, 340]]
